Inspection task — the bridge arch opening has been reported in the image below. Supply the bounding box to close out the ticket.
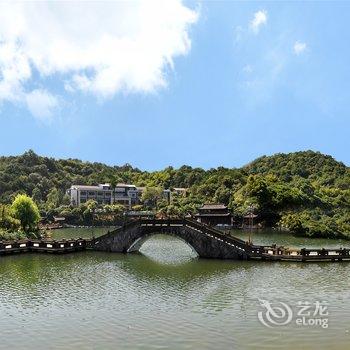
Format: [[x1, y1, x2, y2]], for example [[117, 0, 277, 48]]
[[127, 233, 199, 262]]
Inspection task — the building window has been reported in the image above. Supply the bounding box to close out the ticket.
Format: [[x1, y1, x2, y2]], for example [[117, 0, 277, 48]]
[[80, 191, 87, 196]]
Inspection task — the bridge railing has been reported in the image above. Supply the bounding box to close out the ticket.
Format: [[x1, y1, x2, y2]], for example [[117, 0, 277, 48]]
[[184, 218, 246, 244], [184, 218, 252, 251], [96, 219, 141, 241], [140, 218, 185, 226]]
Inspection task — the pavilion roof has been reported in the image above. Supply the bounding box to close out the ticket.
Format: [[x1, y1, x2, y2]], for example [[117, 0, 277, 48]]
[[195, 213, 231, 217], [199, 203, 228, 210]]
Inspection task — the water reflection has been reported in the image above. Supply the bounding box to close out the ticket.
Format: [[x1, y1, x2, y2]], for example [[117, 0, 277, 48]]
[[1, 234, 350, 349], [231, 228, 350, 249]]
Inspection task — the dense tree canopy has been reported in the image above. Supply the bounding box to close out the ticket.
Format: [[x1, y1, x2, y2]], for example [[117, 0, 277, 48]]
[[0, 150, 349, 238]]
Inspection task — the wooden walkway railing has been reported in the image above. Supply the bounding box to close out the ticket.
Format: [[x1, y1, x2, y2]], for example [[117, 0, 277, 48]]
[[0, 238, 90, 255]]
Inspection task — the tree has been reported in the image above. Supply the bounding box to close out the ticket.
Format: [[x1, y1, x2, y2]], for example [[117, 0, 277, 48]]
[[46, 187, 60, 210], [62, 194, 71, 205], [214, 186, 232, 205], [0, 204, 21, 231], [32, 187, 42, 204], [279, 213, 305, 234], [100, 204, 125, 224], [82, 200, 97, 225], [11, 194, 40, 232], [141, 187, 163, 208], [245, 175, 274, 209], [103, 204, 124, 216], [166, 204, 180, 218]]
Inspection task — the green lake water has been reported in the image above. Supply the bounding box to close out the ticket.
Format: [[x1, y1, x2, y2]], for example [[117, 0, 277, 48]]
[[0, 227, 350, 349]]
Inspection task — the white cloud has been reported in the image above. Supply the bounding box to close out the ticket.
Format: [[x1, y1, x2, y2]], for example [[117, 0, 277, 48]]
[[293, 41, 307, 55], [0, 1, 198, 119], [250, 10, 267, 34], [25, 89, 59, 121]]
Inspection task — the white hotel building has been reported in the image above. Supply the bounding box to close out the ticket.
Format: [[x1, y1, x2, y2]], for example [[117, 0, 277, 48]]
[[67, 183, 141, 209], [68, 183, 184, 209]]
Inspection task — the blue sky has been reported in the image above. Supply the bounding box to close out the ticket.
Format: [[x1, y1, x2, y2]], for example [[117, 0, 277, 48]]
[[0, 1, 349, 170]]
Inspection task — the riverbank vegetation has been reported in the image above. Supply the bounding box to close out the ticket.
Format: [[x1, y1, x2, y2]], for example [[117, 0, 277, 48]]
[[0, 150, 349, 239], [0, 194, 40, 240]]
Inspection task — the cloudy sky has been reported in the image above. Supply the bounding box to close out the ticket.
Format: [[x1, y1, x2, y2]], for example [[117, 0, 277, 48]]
[[1, 1, 349, 169]]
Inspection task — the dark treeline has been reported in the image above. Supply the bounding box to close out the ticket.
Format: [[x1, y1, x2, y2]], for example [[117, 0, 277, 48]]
[[0, 150, 349, 239]]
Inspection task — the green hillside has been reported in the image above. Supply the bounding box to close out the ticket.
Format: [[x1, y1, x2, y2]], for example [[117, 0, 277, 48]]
[[0, 150, 349, 239], [245, 151, 349, 188]]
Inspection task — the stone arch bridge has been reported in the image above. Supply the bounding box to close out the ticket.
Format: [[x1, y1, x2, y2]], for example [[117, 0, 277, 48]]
[[92, 218, 251, 259], [91, 218, 350, 262]]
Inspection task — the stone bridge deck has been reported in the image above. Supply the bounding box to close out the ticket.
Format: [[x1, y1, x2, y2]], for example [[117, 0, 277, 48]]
[[1, 219, 350, 262]]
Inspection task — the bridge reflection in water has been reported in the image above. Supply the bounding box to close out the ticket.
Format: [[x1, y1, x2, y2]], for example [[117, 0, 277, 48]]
[[1, 219, 350, 262]]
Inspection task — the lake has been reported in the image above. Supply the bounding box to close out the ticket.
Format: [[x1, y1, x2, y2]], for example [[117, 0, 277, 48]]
[[0, 227, 349, 349]]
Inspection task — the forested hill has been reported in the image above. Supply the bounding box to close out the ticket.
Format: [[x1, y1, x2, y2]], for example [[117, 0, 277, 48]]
[[244, 151, 349, 188], [0, 150, 349, 238]]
